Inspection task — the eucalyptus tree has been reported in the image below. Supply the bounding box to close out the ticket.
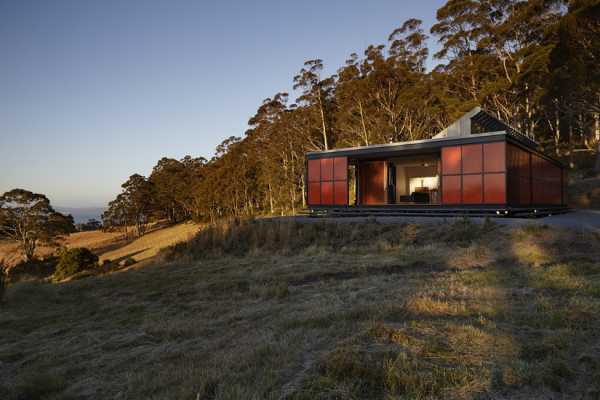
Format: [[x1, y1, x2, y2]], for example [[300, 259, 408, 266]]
[[293, 59, 337, 150], [0, 189, 75, 261]]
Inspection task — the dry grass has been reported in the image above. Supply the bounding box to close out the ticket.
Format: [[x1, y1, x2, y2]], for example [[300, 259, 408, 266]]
[[1, 218, 600, 399], [0, 230, 123, 268], [99, 221, 200, 264], [1, 222, 201, 282]]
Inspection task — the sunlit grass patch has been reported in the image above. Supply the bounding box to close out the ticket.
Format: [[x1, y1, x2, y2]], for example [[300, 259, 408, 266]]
[[531, 263, 588, 290], [406, 295, 471, 318], [383, 351, 482, 399]]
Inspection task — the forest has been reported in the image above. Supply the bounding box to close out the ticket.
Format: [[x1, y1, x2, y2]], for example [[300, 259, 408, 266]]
[[102, 0, 600, 231]]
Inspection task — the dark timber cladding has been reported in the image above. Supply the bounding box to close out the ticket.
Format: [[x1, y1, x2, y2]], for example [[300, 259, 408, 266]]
[[305, 108, 567, 215]]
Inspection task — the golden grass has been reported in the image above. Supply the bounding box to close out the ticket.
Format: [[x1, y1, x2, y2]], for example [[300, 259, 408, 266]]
[[99, 222, 200, 264], [0, 222, 201, 273], [1, 219, 600, 399], [0, 230, 123, 267]]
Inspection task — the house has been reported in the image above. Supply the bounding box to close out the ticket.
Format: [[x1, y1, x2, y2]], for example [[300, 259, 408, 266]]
[[305, 107, 567, 217]]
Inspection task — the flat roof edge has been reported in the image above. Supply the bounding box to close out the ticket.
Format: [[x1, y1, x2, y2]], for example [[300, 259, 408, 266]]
[[306, 131, 508, 157]]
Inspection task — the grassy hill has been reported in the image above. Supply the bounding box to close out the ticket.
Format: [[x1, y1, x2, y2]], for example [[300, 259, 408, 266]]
[[0, 222, 200, 271], [1, 219, 600, 399]]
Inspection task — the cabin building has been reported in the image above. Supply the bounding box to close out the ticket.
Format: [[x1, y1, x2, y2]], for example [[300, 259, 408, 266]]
[[305, 107, 567, 217]]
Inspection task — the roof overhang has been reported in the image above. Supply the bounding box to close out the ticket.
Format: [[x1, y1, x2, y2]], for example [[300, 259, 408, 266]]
[[306, 131, 564, 168], [306, 131, 508, 160]]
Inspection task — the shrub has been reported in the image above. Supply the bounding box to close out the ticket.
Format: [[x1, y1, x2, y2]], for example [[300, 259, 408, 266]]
[[6, 257, 58, 283], [54, 247, 99, 280]]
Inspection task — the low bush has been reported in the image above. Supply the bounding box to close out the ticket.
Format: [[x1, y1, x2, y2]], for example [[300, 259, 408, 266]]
[[54, 247, 99, 280], [6, 257, 58, 283]]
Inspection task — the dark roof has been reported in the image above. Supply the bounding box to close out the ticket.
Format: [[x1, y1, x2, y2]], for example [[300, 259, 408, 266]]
[[306, 132, 564, 168], [470, 109, 534, 144], [306, 132, 508, 160], [306, 108, 563, 167]]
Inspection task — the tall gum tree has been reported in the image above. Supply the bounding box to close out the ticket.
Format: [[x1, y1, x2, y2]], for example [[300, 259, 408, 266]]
[[0, 189, 75, 262]]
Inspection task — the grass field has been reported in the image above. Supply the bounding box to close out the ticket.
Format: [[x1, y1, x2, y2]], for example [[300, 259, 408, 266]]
[[0, 222, 201, 270], [1, 219, 600, 399]]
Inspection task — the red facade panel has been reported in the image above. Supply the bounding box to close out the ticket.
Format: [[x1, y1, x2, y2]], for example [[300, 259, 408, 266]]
[[442, 175, 461, 204], [519, 177, 531, 205], [308, 182, 320, 205], [321, 181, 334, 204], [506, 143, 533, 206], [320, 158, 334, 181], [462, 144, 483, 174], [442, 146, 461, 174], [307, 159, 320, 182], [462, 174, 483, 204], [528, 153, 563, 205], [520, 150, 531, 178], [333, 157, 347, 181], [308, 156, 349, 206], [484, 173, 506, 204], [483, 142, 506, 173], [334, 181, 348, 205], [360, 161, 386, 205]]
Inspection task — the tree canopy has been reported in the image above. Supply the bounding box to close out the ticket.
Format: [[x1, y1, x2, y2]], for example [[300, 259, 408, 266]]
[[0, 189, 75, 261], [104, 0, 600, 226]]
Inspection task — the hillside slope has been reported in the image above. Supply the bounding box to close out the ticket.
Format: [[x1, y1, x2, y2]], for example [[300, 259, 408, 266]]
[[1, 220, 600, 399], [0, 222, 200, 269]]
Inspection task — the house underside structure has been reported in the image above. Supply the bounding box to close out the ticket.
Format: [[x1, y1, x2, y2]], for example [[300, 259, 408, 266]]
[[305, 108, 568, 218]]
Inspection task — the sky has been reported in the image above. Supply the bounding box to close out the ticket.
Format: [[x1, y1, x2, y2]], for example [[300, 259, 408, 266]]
[[0, 0, 446, 208]]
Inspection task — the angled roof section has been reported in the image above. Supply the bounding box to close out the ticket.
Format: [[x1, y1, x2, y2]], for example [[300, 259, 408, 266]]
[[306, 106, 547, 161], [433, 107, 537, 147]]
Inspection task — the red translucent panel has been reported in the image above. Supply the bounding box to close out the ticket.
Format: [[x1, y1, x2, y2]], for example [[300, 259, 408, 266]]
[[320, 158, 334, 181], [442, 175, 461, 204], [333, 157, 347, 181], [462, 174, 483, 204], [442, 146, 461, 175], [518, 177, 531, 205], [532, 180, 543, 204], [308, 182, 320, 205], [307, 159, 320, 182], [483, 142, 506, 173], [519, 149, 531, 177], [462, 144, 483, 174], [334, 181, 348, 205], [320, 181, 334, 205], [484, 173, 506, 204], [548, 164, 562, 181]]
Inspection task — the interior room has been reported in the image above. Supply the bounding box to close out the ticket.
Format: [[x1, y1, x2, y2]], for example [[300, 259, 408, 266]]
[[389, 155, 440, 204]]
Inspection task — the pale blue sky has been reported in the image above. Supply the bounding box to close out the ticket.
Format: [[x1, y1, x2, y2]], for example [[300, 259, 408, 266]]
[[0, 0, 445, 207]]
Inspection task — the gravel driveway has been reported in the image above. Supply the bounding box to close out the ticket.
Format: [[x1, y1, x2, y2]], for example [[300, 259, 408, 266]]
[[294, 209, 600, 231]]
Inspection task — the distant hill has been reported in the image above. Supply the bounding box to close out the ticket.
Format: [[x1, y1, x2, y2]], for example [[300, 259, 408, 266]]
[[55, 206, 106, 223]]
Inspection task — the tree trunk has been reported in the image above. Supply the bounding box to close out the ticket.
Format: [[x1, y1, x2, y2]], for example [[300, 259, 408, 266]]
[[317, 90, 329, 150], [358, 100, 369, 145], [268, 183, 274, 214]]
